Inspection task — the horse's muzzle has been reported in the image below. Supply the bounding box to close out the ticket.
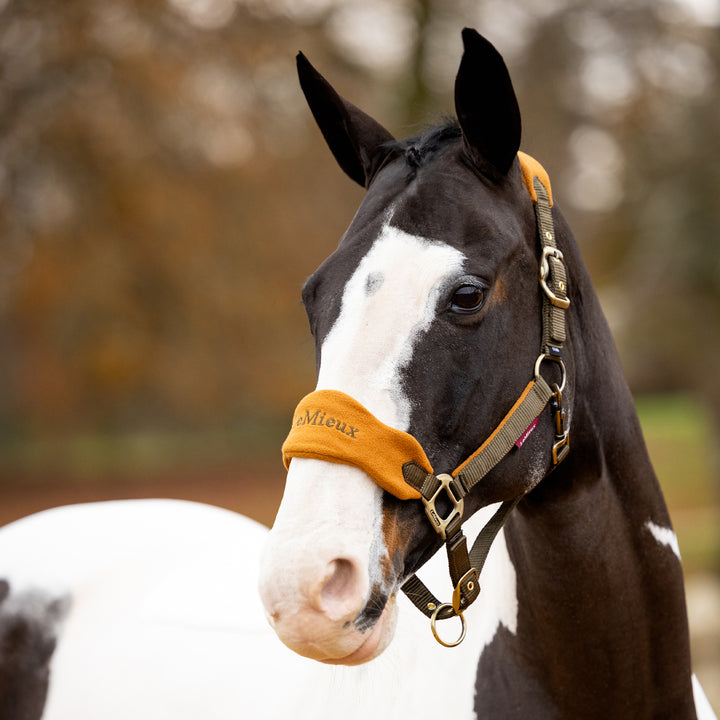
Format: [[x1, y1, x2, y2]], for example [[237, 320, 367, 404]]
[[258, 458, 398, 664]]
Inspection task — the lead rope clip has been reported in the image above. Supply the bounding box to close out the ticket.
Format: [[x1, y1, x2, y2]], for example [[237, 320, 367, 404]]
[[550, 383, 570, 465]]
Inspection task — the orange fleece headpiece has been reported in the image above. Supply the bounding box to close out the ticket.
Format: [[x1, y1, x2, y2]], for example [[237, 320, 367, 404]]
[[281, 390, 429, 500]]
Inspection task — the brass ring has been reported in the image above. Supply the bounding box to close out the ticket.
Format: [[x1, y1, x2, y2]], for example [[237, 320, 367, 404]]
[[429, 603, 467, 648], [534, 353, 566, 393]]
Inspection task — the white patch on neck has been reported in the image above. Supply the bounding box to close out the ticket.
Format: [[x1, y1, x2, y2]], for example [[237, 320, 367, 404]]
[[645, 520, 682, 560], [317, 222, 466, 430], [692, 674, 717, 720]]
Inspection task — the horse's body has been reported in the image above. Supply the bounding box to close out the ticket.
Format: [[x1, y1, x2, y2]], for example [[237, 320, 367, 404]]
[[0, 499, 505, 719]]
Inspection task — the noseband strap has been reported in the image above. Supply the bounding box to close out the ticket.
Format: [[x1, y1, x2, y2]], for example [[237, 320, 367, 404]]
[[281, 390, 430, 501], [282, 154, 571, 646]]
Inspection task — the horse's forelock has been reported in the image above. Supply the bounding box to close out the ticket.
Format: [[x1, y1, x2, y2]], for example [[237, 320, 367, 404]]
[[384, 121, 462, 172]]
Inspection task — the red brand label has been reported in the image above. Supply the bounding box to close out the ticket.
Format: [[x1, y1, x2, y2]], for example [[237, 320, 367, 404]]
[[515, 417, 539, 448]]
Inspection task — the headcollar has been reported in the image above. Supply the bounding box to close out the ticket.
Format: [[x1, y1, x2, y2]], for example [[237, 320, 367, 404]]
[[281, 153, 570, 647]]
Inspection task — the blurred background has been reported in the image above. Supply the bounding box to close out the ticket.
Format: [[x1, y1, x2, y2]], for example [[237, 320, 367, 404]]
[[0, 0, 718, 706]]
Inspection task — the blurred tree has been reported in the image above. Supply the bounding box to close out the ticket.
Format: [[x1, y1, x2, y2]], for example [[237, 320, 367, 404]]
[[0, 0, 717, 457], [0, 0, 367, 434]]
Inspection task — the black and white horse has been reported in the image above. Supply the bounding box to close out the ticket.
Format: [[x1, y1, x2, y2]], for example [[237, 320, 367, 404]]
[[0, 29, 715, 720], [259, 28, 716, 718]]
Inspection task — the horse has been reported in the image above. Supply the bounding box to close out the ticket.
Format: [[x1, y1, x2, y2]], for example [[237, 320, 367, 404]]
[[0, 27, 715, 720], [258, 28, 717, 719]]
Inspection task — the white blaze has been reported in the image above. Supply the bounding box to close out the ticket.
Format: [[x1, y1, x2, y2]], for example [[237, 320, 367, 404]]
[[316, 222, 467, 428]]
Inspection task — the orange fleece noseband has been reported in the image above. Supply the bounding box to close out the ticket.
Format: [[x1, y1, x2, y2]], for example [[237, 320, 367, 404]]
[[281, 390, 430, 501]]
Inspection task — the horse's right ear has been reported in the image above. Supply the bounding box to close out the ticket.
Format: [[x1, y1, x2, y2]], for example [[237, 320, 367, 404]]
[[297, 53, 395, 188]]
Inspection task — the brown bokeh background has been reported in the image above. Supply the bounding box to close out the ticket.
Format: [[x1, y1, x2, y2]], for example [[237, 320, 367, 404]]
[[0, 0, 718, 708]]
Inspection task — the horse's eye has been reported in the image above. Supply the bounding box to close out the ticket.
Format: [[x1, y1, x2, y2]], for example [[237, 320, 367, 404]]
[[451, 284, 485, 313]]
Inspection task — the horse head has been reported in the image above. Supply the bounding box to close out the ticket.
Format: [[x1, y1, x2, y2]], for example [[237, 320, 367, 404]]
[[258, 28, 575, 665]]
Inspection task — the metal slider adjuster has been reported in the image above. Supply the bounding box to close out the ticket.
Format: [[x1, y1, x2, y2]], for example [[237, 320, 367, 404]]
[[421, 473, 464, 541], [539, 246, 570, 309]]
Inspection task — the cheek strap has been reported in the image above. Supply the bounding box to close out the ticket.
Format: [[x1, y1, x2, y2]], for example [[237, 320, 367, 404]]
[[281, 389, 431, 501]]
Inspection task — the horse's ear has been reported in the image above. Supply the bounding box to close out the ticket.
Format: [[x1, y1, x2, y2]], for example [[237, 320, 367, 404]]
[[297, 53, 395, 188], [454, 29, 521, 177]]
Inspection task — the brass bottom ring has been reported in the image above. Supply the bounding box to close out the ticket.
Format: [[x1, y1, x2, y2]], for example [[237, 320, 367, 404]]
[[430, 603, 467, 648]]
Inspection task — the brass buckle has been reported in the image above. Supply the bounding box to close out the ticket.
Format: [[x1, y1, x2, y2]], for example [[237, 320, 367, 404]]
[[539, 246, 570, 309], [550, 382, 570, 465], [552, 432, 570, 465], [422, 473, 464, 541]]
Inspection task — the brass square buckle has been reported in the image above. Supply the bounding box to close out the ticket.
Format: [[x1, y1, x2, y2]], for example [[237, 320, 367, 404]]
[[539, 246, 570, 309], [422, 473, 464, 541]]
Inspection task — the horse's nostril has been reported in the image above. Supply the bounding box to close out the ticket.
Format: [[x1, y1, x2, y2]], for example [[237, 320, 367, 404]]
[[317, 558, 362, 619]]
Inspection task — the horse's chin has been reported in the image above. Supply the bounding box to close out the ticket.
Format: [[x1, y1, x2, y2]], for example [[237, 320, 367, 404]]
[[320, 598, 398, 666], [275, 596, 398, 667]]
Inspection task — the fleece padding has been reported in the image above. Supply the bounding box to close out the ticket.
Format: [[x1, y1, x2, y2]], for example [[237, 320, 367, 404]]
[[518, 151, 553, 206], [282, 390, 431, 500]]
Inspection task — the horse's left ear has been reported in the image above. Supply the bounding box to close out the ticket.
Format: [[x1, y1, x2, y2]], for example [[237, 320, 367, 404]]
[[297, 52, 396, 188], [454, 29, 522, 177]]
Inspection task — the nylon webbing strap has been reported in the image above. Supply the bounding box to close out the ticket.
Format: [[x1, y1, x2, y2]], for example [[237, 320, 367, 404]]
[[401, 497, 520, 619], [400, 378, 552, 621], [401, 376, 553, 498], [534, 177, 569, 353], [453, 377, 553, 492], [399, 161, 570, 631]]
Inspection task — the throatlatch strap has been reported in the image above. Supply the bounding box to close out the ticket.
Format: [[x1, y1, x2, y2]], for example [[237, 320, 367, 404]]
[[401, 497, 520, 619]]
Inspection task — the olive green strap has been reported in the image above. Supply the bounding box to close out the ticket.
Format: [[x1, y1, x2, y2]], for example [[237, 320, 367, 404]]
[[400, 170, 570, 635], [535, 178, 569, 354], [401, 498, 519, 619], [455, 377, 553, 492]]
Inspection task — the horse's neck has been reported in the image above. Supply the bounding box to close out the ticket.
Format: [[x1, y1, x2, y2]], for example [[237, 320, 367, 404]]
[[497, 254, 696, 717]]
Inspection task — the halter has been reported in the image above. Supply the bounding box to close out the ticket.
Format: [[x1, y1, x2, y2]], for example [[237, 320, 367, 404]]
[[282, 153, 571, 647]]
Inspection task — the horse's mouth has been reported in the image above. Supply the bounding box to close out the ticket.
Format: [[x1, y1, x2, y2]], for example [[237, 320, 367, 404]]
[[319, 596, 397, 666]]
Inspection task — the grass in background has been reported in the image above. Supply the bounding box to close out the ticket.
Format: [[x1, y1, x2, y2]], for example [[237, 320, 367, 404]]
[[636, 394, 719, 574]]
